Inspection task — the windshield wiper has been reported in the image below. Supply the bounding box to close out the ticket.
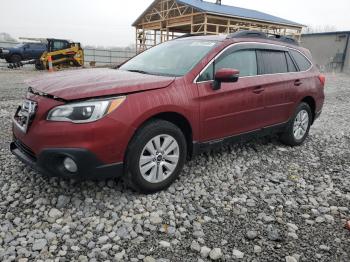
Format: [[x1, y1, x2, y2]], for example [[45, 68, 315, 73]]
[[128, 70, 180, 77], [125, 69, 180, 77], [126, 69, 150, 75]]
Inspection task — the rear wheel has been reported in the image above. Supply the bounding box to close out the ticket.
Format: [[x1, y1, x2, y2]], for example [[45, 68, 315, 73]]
[[280, 102, 312, 146], [10, 54, 22, 63], [125, 120, 187, 193]]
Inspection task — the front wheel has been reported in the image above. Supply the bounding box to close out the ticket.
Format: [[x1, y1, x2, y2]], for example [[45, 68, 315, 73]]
[[280, 102, 312, 146], [10, 54, 22, 63], [125, 120, 187, 193]]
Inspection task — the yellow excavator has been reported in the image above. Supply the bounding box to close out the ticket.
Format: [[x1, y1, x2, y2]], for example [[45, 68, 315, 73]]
[[9, 38, 84, 70]]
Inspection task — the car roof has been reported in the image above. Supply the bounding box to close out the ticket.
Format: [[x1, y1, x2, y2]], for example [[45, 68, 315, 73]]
[[175, 33, 304, 51]]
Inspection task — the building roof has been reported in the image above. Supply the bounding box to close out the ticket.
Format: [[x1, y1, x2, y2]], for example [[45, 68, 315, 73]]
[[133, 0, 304, 28]]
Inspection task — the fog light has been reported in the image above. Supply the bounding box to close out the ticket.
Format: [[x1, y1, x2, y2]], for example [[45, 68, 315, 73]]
[[63, 157, 78, 173]]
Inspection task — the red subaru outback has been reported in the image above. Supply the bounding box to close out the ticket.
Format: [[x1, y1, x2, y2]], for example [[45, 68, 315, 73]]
[[11, 31, 325, 193]]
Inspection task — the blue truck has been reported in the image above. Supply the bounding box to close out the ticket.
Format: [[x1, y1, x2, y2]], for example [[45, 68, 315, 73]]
[[0, 42, 47, 63]]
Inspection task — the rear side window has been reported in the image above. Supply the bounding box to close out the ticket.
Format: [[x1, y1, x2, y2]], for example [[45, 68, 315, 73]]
[[290, 50, 312, 71], [258, 50, 288, 74], [197, 49, 257, 81], [286, 53, 297, 72], [29, 44, 45, 50]]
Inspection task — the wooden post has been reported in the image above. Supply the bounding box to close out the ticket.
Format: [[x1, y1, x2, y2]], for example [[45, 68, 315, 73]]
[[154, 30, 157, 46], [191, 15, 194, 34]]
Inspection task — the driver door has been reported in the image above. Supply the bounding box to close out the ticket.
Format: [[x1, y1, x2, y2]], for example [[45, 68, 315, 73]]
[[197, 48, 266, 142]]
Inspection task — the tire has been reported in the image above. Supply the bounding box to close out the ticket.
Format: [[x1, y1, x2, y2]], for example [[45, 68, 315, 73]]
[[10, 54, 22, 63], [124, 120, 187, 193], [280, 102, 312, 146], [35, 60, 44, 70]]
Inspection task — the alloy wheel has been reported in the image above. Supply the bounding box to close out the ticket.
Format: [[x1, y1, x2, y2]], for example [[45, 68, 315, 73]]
[[293, 109, 309, 140], [139, 134, 180, 184]]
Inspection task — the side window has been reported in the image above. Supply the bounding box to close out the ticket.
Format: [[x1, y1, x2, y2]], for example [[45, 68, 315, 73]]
[[52, 41, 69, 51], [290, 50, 312, 71], [286, 52, 297, 72], [216, 50, 257, 77], [29, 44, 41, 50], [62, 41, 70, 49], [258, 50, 288, 74], [53, 41, 64, 51], [197, 49, 257, 82], [197, 63, 214, 82]]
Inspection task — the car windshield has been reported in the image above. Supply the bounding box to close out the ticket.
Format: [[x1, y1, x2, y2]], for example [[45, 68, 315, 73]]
[[120, 39, 218, 77]]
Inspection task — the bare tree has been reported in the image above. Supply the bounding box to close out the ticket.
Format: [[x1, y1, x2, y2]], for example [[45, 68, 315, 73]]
[[303, 25, 338, 34], [0, 32, 18, 42]]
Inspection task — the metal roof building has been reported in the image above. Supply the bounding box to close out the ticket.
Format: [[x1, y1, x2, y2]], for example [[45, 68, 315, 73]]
[[133, 0, 304, 52], [301, 31, 350, 73]]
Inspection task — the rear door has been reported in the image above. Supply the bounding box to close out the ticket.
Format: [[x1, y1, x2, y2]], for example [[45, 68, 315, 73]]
[[197, 46, 265, 142], [30, 44, 46, 59], [256, 48, 297, 126], [22, 44, 31, 60]]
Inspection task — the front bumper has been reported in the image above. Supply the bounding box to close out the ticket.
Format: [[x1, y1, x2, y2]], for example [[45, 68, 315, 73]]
[[10, 139, 124, 180], [0, 49, 9, 59]]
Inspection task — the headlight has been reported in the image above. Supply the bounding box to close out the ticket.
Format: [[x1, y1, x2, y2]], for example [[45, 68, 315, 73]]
[[2, 49, 10, 54], [47, 97, 126, 123]]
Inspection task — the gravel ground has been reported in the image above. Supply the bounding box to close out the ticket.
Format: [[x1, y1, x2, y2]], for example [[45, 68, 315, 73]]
[[0, 69, 349, 262]]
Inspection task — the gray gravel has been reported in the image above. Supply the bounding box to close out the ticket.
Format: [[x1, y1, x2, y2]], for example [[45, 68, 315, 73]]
[[0, 69, 350, 261]]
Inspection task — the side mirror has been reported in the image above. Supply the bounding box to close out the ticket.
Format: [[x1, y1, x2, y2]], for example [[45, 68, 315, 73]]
[[212, 68, 240, 90]]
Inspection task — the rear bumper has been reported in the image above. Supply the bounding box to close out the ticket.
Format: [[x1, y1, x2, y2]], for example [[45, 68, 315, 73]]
[[10, 139, 124, 180]]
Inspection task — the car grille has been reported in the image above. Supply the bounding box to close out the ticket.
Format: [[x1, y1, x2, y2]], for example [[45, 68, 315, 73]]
[[14, 138, 37, 162]]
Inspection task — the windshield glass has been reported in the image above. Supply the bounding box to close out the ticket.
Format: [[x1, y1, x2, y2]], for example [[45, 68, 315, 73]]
[[120, 39, 218, 77]]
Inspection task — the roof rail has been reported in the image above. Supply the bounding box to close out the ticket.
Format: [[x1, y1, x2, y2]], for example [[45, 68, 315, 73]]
[[227, 30, 299, 46]]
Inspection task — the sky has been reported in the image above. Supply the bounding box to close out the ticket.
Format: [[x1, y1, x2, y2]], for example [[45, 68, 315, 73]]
[[0, 0, 349, 47]]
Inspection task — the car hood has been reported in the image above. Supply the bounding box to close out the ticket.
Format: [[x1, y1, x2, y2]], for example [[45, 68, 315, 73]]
[[26, 68, 176, 100]]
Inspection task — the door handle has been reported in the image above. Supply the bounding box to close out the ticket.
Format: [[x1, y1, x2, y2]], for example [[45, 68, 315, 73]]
[[294, 80, 302, 86], [253, 86, 265, 94]]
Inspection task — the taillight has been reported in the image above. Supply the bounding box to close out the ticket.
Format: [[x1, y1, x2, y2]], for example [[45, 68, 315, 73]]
[[318, 74, 326, 87]]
